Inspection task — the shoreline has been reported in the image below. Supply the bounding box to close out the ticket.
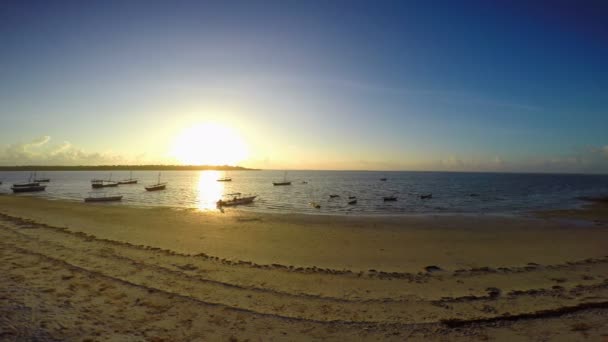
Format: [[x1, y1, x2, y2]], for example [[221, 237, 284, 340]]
[[1, 194, 607, 340]]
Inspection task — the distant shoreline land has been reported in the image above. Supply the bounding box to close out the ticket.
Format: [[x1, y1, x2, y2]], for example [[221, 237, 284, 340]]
[[0, 165, 259, 171]]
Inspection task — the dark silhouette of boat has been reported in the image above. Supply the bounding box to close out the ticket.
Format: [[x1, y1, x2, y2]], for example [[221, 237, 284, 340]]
[[217, 177, 232, 182], [145, 172, 167, 191], [217, 193, 256, 207], [273, 171, 291, 186], [13, 172, 40, 187], [92, 173, 118, 188], [383, 195, 397, 201], [12, 182, 40, 187], [11, 185, 46, 193], [329, 194, 340, 198], [348, 199, 357, 205], [84, 193, 123, 202], [380, 177, 387, 181], [118, 171, 138, 185], [420, 193, 433, 200], [33, 172, 50, 182]]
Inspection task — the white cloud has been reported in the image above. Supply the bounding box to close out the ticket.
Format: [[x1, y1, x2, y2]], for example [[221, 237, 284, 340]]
[[0, 136, 129, 165]]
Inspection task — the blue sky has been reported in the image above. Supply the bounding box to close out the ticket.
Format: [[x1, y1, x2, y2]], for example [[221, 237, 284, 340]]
[[1, 0, 607, 172]]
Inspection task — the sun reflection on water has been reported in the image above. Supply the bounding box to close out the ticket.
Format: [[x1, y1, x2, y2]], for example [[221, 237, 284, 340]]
[[196, 171, 224, 210]]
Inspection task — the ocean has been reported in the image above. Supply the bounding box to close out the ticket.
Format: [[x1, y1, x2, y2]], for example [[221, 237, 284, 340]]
[[1, 170, 607, 215]]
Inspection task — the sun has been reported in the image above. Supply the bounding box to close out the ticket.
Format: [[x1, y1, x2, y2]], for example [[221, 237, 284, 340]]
[[171, 123, 248, 165]]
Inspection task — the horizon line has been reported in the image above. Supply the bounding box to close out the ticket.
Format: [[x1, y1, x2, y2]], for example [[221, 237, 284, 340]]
[[0, 165, 606, 176]]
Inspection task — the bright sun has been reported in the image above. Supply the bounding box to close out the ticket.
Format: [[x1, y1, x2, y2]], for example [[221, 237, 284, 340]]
[[171, 123, 248, 165]]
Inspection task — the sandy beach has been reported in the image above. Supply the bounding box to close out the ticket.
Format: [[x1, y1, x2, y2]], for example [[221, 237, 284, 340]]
[[1, 195, 608, 341]]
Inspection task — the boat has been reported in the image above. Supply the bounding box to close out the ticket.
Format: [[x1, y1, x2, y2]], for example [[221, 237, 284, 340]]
[[420, 193, 433, 200], [84, 193, 123, 202], [118, 171, 138, 185], [273, 171, 292, 186], [33, 172, 50, 182], [380, 177, 387, 181], [329, 194, 340, 198], [13, 172, 39, 187], [217, 171, 232, 182], [348, 196, 357, 199], [348, 199, 357, 205], [145, 172, 167, 191], [309, 202, 321, 209], [12, 182, 40, 187], [383, 195, 397, 201], [216, 193, 257, 207], [91, 173, 118, 188], [11, 185, 46, 193]]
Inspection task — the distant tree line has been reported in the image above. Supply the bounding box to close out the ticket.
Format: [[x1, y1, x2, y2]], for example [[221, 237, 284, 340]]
[[0, 165, 259, 171]]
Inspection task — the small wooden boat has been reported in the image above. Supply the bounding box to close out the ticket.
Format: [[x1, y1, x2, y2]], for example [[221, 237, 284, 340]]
[[216, 193, 257, 207], [380, 177, 387, 181], [273, 171, 291, 186], [217, 177, 232, 182], [420, 193, 433, 200], [11, 185, 46, 193], [145, 172, 167, 191], [348, 196, 357, 199], [84, 193, 123, 202], [383, 195, 397, 201], [118, 171, 138, 185], [33, 172, 50, 182], [12, 182, 40, 187], [13, 172, 39, 187], [348, 199, 357, 205], [92, 173, 118, 188], [329, 194, 340, 198]]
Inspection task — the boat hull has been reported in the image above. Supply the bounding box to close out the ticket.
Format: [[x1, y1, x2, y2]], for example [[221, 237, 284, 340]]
[[92, 182, 118, 188], [217, 196, 256, 207], [84, 196, 123, 202], [11, 185, 46, 193], [145, 184, 166, 191], [118, 180, 138, 185], [13, 182, 40, 187], [273, 182, 291, 186]]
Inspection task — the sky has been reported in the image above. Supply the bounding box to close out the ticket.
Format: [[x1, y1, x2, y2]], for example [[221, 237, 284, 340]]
[[1, 0, 607, 173]]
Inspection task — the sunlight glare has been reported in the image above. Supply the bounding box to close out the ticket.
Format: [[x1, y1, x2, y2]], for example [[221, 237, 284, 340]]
[[171, 123, 248, 165], [196, 171, 224, 210]]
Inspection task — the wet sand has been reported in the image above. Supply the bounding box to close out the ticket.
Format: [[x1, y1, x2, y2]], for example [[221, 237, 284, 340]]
[[1, 195, 607, 341]]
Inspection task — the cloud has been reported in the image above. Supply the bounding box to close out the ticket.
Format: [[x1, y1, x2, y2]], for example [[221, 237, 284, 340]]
[[0, 136, 128, 165]]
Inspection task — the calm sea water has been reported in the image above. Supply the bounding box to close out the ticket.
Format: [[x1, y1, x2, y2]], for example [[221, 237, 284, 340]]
[[1, 170, 607, 216]]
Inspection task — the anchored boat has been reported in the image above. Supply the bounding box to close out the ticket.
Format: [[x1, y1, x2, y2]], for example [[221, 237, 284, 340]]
[[11, 185, 46, 193], [145, 172, 167, 191], [92, 173, 118, 188], [217, 193, 256, 207], [273, 171, 291, 186], [84, 192, 123, 202], [118, 171, 138, 185]]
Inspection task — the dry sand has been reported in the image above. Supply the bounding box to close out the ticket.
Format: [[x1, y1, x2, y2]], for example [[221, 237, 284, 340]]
[[1, 195, 607, 341]]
